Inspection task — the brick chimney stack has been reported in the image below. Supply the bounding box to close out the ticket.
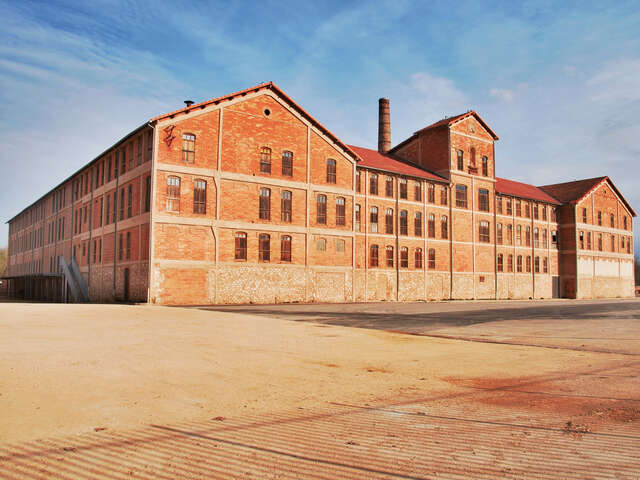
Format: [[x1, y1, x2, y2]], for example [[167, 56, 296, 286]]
[[378, 98, 391, 154]]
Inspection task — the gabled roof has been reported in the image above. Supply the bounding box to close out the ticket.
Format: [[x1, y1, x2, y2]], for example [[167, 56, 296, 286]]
[[539, 176, 636, 216], [496, 177, 561, 205], [153, 81, 359, 162], [348, 145, 447, 182], [415, 110, 499, 140]]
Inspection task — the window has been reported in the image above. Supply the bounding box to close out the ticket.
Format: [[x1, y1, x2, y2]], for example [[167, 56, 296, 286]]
[[146, 130, 153, 162], [316, 194, 327, 224], [385, 177, 394, 197], [400, 247, 408, 268], [587, 232, 592, 249], [370, 245, 379, 267], [428, 214, 435, 238], [399, 179, 407, 199], [534, 228, 539, 248], [356, 171, 361, 192], [259, 188, 271, 220], [611, 234, 615, 252], [336, 239, 345, 252], [107, 157, 112, 182], [281, 191, 292, 222], [526, 256, 531, 273], [370, 173, 378, 195], [426, 183, 434, 203], [533, 204, 539, 220], [543, 229, 548, 247], [326, 159, 337, 184], [415, 248, 423, 268], [552, 230, 558, 246], [428, 248, 436, 269], [282, 151, 293, 176], [118, 234, 123, 261], [370, 207, 378, 233], [534, 256, 540, 273], [280, 236, 291, 262], [144, 176, 151, 212], [128, 143, 134, 170], [624, 216, 628, 229], [259, 234, 270, 261], [455, 185, 467, 208], [582, 208, 587, 223], [627, 237, 631, 253], [610, 214, 615, 228], [167, 176, 180, 212], [479, 221, 490, 243], [127, 185, 133, 218], [441, 187, 448, 206], [597, 211, 602, 226], [441, 215, 448, 239], [386, 246, 394, 267], [415, 182, 422, 202], [119, 188, 125, 220], [542, 206, 547, 221], [497, 254, 503, 272], [399, 210, 408, 235], [234, 232, 247, 260], [525, 226, 531, 246], [508, 254, 513, 272], [414, 212, 422, 237], [516, 225, 522, 245], [517, 255, 523, 272], [497, 223, 503, 244], [496, 196, 503, 215], [120, 149, 126, 175], [137, 135, 142, 165], [385, 208, 394, 234], [457, 150, 464, 170], [506, 198, 512, 215], [336, 197, 346, 226], [481, 156, 488, 176], [112, 192, 117, 223], [260, 147, 272, 174], [478, 189, 489, 212], [126, 232, 131, 260], [525, 202, 530, 218], [516, 200, 522, 217], [579, 231, 584, 249], [598, 233, 603, 251], [355, 204, 361, 232], [543, 257, 548, 273], [99, 198, 103, 227]]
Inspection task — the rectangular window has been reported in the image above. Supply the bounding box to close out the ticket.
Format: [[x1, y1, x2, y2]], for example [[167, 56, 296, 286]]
[[414, 212, 422, 237], [399, 211, 408, 235], [525, 227, 531, 247], [478, 189, 489, 212], [259, 188, 271, 220], [542, 206, 547, 221], [481, 156, 488, 176], [144, 176, 151, 213], [146, 130, 153, 162], [356, 171, 361, 193], [506, 198, 512, 215], [479, 221, 490, 243], [533, 204, 539, 220], [517, 255, 522, 272], [112, 192, 117, 223], [455, 185, 467, 208], [415, 248, 423, 269], [282, 151, 293, 176], [385, 177, 393, 197], [496, 196, 503, 215], [508, 255, 513, 272], [137, 135, 142, 166], [119, 188, 125, 220], [369, 174, 378, 195], [441, 216, 448, 239], [441, 187, 448, 206], [99, 198, 103, 227], [260, 147, 272, 174], [259, 234, 270, 262], [281, 235, 291, 262], [582, 208, 587, 223], [370, 207, 378, 233], [516, 200, 522, 217], [127, 185, 133, 218], [414, 183, 422, 202], [316, 194, 327, 224], [428, 249, 435, 269], [427, 184, 435, 203], [525, 202, 530, 218], [399, 179, 407, 199], [457, 150, 464, 170], [194, 179, 207, 214], [386, 246, 394, 267], [497, 254, 503, 272], [428, 214, 435, 238], [497, 223, 503, 244], [235, 232, 247, 260], [326, 159, 337, 184], [166, 177, 181, 212], [336, 197, 346, 226], [400, 248, 408, 268], [385, 208, 394, 234], [182, 134, 195, 163], [281, 191, 292, 222], [369, 245, 379, 267], [597, 211, 602, 226], [355, 204, 361, 232], [128, 143, 134, 170], [126, 231, 131, 260], [118, 233, 123, 261], [516, 225, 522, 245]]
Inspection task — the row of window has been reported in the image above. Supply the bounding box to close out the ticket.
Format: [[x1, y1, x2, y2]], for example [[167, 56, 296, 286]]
[[497, 224, 557, 247], [357, 172, 449, 205], [73, 231, 133, 265], [456, 149, 490, 176], [582, 208, 630, 230], [578, 231, 633, 253], [496, 196, 557, 221], [368, 245, 435, 269], [364, 207, 449, 238], [497, 254, 549, 273], [166, 176, 206, 214]]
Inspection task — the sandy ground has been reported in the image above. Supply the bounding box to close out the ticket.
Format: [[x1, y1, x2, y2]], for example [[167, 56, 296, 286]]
[[0, 300, 638, 479]]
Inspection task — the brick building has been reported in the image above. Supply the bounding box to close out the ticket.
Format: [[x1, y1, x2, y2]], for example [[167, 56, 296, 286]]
[[3, 82, 636, 303]]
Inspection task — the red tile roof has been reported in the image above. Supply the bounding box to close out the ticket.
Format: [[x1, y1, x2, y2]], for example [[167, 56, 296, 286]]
[[540, 176, 636, 216], [348, 145, 447, 182], [415, 110, 499, 140], [496, 177, 561, 205]]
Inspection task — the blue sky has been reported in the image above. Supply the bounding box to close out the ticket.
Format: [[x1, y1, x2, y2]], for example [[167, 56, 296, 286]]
[[1, 0, 639, 253]]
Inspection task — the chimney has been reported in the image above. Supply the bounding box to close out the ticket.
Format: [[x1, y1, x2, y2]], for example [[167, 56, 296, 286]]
[[378, 98, 391, 154], [184, 100, 194, 107]]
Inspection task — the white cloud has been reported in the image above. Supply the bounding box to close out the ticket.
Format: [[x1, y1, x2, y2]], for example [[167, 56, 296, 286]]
[[489, 88, 515, 102]]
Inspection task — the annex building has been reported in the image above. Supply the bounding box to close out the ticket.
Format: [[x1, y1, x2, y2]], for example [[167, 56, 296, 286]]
[[3, 82, 636, 304]]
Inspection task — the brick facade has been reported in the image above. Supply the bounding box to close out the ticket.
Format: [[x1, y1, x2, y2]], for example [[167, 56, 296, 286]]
[[4, 83, 636, 303]]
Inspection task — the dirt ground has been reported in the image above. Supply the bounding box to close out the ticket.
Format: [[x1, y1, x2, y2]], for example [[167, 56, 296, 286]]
[[1, 300, 639, 479]]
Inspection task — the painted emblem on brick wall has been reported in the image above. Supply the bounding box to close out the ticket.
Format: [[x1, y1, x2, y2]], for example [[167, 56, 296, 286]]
[[163, 125, 176, 147]]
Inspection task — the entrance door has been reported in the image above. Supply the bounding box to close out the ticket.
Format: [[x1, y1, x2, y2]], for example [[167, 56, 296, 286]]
[[123, 268, 130, 302]]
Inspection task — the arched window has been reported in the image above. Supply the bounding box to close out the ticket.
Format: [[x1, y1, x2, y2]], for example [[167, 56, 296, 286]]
[[385, 177, 394, 197], [127, 184, 133, 218], [534, 228, 539, 248], [386, 246, 394, 267], [497, 223, 503, 244], [119, 187, 125, 220], [525, 226, 531, 246], [259, 234, 270, 262], [399, 210, 408, 235], [399, 179, 407, 199], [282, 151, 293, 176], [259, 187, 271, 220], [543, 257, 548, 273], [370, 206, 378, 233], [428, 248, 436, 269], [470, 147, 476, 166], [543, 229, 548, 248], [508, 254, 513, 272], [316, 194, 327, 224], [182, 133, 195, 163], [441, 186, 448, 206], [428, 183, 435, 203], [235, 232, 247, 260], [610, 213, 615, 228], [497, 253, 503, 272], [414, 182, 422, 202], [481, 156, 488, 176], [166, 176, 180, 212], [517, 255, 523, 272], [369, 173, 378, 195], [506, 198, 512, 215], [400, 247, 408, 268], [369, 244, 379, 267], [507, 224, 513, 244], [385, 208, 393, 234], [281, 190, 292, 222], [326, 159, 337, 184], [317, 238, 326, 252], [415, 248, 423, 269], [414, 212, 422, 237], [516, 225, 522, 245], [441, 215, 448, 239], [194, 179, 207, 214], [457, 150, 464, 170], [355, 171, 361, 192], [526, 255, 531, 273], [598, 233, 603, 251], [336, 197, 346, 226], [336, 239, 345, 252], [534, 256, 540, 273], [597, 211, 602, 226], [260, 147, 272, 174]]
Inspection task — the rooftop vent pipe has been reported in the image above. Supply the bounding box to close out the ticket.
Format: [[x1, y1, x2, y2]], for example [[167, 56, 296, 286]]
[[184, 100, 194, 107]]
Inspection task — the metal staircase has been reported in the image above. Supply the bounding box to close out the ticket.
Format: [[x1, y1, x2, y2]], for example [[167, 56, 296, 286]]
[[59, 257, 89, 303]]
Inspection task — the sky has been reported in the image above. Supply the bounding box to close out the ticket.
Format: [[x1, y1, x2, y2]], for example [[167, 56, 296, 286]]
[[0, 0, 639, 253]]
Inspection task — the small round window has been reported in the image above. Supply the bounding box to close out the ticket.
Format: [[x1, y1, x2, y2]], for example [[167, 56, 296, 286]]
[[264, 108, 271, 117]]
